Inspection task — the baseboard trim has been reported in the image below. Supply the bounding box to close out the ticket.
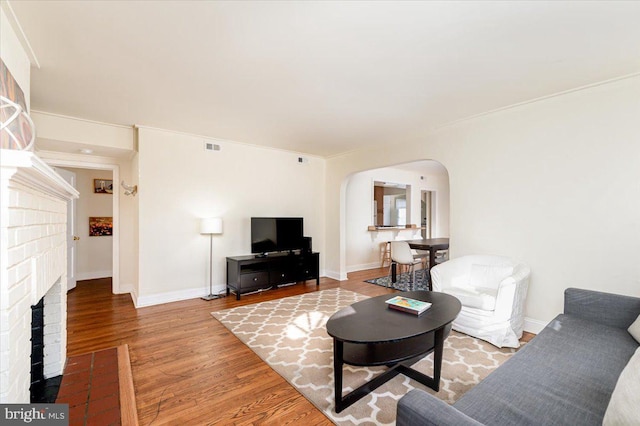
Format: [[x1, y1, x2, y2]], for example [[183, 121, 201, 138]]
[[117, 282, 134, 295], [133, 285, 226, 308], [76, 270, 113, 281], [524, 317, 547, 334], [346, 262, 380, 273], [324, 270, 347, 281]]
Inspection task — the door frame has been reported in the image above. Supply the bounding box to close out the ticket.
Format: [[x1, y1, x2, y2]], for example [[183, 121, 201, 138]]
[[45, 159, 121, 294], [53, 167, 78, 292], [421, 190, 436, 239]]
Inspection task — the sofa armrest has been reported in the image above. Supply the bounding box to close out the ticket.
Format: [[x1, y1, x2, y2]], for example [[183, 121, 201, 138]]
[[564, 288, 640, 329], [397, 389, 484, 426]]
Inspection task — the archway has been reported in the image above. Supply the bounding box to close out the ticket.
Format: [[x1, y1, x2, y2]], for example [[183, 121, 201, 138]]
[[343, 159, 449, 274]]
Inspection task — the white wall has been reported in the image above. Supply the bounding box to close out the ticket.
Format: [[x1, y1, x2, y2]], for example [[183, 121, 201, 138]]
[[64, 167, 114, 280], [345, 165, 450, 272], [135, 127, 326, 306], [327, 75, 640, 330]]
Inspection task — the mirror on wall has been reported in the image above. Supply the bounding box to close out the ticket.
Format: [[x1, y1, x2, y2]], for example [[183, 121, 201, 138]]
[[373, 181, 409, 227]]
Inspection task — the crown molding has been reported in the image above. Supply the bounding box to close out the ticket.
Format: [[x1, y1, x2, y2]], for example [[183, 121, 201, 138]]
[[1, 1, 40, 68]]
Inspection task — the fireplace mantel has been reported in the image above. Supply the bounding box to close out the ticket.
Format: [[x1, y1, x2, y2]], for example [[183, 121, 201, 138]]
[[1, 149, 78, 200]]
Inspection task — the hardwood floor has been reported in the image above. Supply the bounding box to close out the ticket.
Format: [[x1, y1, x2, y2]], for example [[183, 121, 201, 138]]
[[67, 269, 536, 424], [67, 269, 396, 425]]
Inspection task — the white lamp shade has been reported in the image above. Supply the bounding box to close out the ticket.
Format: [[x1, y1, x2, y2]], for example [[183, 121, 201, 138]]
[[200, 217, 223, 234]]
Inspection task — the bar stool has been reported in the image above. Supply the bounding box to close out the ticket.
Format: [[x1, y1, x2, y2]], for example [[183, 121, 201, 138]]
[[380, 241, 392, 268]]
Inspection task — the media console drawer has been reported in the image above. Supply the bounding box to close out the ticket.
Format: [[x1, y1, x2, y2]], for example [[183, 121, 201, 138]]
[[226, 252, 320, 300], [240, 272, 269, 290]]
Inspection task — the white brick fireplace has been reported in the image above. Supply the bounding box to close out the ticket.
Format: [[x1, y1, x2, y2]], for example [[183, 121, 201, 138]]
[[0, 150, 78, 403]]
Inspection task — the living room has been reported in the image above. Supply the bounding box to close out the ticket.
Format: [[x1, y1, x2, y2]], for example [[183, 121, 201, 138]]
[[1, 1, 639, 424]]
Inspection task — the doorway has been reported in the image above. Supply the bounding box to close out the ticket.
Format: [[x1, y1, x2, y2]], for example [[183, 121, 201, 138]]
[[421, 190, 434, 239], [61, 168, 114, 286], [46, 160, 120, 294]]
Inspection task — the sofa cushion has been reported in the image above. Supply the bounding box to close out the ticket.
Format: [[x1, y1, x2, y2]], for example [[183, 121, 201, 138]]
[[603, 346, 640, 426], [452, 314, 638, 426], [628, 314, 640, 343], [469, 264, 514, 290], [445, 286, 497, 311]]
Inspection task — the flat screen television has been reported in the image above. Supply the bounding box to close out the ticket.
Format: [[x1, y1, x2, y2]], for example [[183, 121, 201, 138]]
[[251, 217, 304, 255]]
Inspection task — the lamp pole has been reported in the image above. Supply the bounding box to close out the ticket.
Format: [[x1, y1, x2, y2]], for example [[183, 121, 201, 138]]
[[200, 217, 223, 300]]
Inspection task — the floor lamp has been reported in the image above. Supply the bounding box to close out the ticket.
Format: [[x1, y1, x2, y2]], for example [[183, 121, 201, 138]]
[[200, 217, 223, 300]]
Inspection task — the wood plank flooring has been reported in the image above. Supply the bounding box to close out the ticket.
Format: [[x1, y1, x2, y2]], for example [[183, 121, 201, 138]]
[[67, 268, 535, 425], [67, 269, 396, 425]]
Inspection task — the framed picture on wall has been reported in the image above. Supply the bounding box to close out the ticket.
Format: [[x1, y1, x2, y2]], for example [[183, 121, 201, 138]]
[[94, 179, 113, 194], [89, 217, 113, 236]]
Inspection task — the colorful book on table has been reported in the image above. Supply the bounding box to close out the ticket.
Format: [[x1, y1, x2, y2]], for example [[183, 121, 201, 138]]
[[385, 296, 432, 315]]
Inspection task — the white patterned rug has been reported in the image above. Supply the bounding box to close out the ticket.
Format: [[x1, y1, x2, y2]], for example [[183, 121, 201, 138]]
[[212, 288, 520, 425]]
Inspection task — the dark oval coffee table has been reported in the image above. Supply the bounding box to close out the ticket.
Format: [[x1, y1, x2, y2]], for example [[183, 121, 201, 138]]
[[326, 291, 461, 412]]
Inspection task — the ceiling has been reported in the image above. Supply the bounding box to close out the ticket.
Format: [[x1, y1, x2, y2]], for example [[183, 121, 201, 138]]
[[9, 1, 640, 158]]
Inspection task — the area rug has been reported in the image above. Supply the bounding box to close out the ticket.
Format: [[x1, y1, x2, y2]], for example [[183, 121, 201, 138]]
[[365, 269, 430, 291], [211, 288, 520, 425]]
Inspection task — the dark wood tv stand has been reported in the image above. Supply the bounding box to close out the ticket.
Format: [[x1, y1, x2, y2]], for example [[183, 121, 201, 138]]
[[226, 252, 320, 300]]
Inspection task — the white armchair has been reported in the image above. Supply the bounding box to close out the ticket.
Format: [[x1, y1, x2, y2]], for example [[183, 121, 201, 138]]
[[430, 255, 531, 348]]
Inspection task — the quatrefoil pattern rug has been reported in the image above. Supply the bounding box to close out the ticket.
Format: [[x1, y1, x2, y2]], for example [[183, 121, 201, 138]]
[[212, 288, 520, 425]]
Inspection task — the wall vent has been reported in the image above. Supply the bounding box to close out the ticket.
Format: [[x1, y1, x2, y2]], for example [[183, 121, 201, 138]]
[[204, 142, 221, 151]]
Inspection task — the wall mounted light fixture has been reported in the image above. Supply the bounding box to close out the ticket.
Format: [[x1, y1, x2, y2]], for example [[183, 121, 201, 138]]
[[121, 181, 137, 196]]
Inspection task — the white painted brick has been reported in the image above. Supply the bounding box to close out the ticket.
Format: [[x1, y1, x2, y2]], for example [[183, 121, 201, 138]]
[[44, 309, 61, 324], [6, 228, 17, 247], [7, 279, 28, 309], [25, 210, 37, 225], [25, 241, 37, 259], [5, 267, 18, 295], [45, 284, 61, 298], [2, 179, 69, 403], [7, 209, 24, 226], [45, 323, 61, 336], [19, 192, 31, 209], [43, 334, 60, 347], [7, 246, 25, 268], [8, 188, 19, 205]]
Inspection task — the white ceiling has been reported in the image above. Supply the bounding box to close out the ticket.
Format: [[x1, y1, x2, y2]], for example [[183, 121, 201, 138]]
[[10, 1, 640, 158]]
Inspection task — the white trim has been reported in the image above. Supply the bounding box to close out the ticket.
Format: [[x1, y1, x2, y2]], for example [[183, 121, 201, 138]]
[[118, 282, 134, 295], [347, 262, 381, 273], [133, 285, 225, 308], [0, 150, 78, 200], [42, 157, 121, 295], [523, 317, 547, 335], [31, 109, 133, 130], [2, 1, 40, 68], [324, 270, 346, 281], [434, 72, 640, 133], [76, 271, 113, 281]]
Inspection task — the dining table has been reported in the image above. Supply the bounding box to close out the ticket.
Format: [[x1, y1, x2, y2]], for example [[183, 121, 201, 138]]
[[391, 237, 449, 290]]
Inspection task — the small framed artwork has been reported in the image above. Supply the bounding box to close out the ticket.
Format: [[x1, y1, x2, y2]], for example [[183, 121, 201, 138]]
[[94, 179, 113, 194], [89, 217, 113, 236]]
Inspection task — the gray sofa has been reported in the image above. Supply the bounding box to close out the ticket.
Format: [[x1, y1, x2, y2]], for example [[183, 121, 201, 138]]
[[397, 288, 640, 426]]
